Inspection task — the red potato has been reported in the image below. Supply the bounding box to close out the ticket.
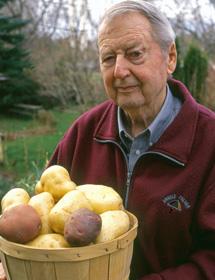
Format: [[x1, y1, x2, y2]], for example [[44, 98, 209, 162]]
[[64, 208, 102, 246], [0, 204, 41, 244]]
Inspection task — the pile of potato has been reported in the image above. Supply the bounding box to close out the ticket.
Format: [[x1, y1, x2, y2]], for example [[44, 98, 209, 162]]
[[0, 165, 130, 248]]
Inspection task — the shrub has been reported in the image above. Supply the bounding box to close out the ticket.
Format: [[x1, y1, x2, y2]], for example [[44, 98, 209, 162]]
[[0, 0, 40, 111], [183, 44, 208, 103], [174, 40, 208, 103]]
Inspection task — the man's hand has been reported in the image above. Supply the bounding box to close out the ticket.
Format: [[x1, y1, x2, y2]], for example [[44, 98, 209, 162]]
[[0, 263, 6, 280]]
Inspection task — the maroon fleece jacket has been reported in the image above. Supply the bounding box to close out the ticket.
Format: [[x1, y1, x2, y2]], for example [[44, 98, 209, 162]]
[[48, 79, 215, 280]]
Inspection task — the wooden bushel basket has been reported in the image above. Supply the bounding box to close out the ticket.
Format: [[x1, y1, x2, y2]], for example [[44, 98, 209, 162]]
[[0, 212, 138, 280]]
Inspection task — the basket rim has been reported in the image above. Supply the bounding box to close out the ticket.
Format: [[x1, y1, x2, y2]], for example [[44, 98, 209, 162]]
[[0, 211, 138, 262]]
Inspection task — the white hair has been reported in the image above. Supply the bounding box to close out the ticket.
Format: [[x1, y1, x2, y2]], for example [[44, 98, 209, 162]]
[[99, 0, 176, 53]]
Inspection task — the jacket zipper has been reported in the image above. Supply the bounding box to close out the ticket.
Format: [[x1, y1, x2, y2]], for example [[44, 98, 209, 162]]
[[125, 171, 132, 208], [94, 138, 185, 208]]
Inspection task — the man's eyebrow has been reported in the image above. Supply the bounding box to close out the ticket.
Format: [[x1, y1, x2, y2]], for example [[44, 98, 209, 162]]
[[99, 49, 114, 57], [126, 39, 144, 48], [99, 44, 113, 52]]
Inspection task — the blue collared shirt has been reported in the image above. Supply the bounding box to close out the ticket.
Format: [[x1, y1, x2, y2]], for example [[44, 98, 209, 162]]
[[118, 85, 182, 172]]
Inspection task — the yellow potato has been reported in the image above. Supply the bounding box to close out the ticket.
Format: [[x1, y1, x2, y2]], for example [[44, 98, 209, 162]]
[[95, 210, 130, 243], [36, 165, 77, 201], [28, 192, 55, 234], [27, 233, 70, 248], [49, 190, 93, 234], [35, 181, 43, 194], [76, 184, 123, 214], [1, 188, 30, 212]]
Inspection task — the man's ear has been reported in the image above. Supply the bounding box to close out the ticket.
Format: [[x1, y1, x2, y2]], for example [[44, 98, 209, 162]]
[[167, 42, 177, 75]]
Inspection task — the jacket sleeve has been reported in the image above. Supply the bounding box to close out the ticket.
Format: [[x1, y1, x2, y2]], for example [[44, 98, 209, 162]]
[[139, 168, 215, 280]]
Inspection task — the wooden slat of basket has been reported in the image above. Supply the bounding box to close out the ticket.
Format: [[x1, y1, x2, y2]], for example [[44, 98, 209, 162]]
[[108, 244, 132, 280], [23, 260, 33, 279], [126, 242, 134, 271], [26, 261, 57, 280], [0, 251, 11, 280], [54, 260, 90, 280], [88, 254, 109, 280], [124, 242, 134, 280], [3, 256, 28, 280]]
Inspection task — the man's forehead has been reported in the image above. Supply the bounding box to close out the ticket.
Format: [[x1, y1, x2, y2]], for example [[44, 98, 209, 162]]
[[98, 28, 153, 52], [98, 35, 145, 52], [98, 11, 152, 36]]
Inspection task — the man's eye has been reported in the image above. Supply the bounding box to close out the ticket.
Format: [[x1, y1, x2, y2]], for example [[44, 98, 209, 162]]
[[101, 55, 115, 65], [129, 51, 142, 58], [104, 56, 113, 61]]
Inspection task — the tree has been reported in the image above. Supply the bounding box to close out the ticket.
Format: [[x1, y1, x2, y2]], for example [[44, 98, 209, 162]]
[[154, 0, 215, 58], [0, 0, 39, 111], [3, 0, 73, 41], [183, 44, 208, 103], [174, 42, 208, 103]]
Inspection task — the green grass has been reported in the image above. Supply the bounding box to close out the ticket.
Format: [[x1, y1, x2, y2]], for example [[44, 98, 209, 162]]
[[0, 107, 82, 185], [0, 114, 33, 132]]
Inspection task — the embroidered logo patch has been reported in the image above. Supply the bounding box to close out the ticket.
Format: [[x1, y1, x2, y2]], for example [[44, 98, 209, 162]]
[[163, 194, 190, 212]]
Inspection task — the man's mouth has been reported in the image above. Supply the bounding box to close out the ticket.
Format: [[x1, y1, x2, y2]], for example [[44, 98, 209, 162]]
[[116, 85, 138, 93]]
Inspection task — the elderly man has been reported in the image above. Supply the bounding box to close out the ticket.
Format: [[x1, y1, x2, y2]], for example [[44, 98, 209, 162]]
[[49, 1, 215, 279], [47, 1, 215, 279], [1, 1, 215, 279]]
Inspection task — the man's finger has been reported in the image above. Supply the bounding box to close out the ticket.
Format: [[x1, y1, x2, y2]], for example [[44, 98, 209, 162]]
[[0, 263, 6, 280]]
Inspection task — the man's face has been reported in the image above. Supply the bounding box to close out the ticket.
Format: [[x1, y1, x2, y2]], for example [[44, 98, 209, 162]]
[[98, 12, 176, 115]]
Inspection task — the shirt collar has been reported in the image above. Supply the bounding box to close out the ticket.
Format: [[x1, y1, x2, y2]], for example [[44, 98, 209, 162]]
[[148, 84, 175, 144], [118, 105, 133, 141]]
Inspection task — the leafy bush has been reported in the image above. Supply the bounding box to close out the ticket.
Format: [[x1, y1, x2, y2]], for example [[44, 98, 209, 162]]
[[0, 0, 40, 110], [174, 40, 208, 103], [183, 44, 208, 102]]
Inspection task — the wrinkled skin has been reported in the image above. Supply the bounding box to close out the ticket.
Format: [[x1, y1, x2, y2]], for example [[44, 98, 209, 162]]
[[98, 11, 177, 136]]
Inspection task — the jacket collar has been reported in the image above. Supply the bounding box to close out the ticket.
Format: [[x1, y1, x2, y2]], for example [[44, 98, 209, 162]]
[[94, 79, 199, 166]]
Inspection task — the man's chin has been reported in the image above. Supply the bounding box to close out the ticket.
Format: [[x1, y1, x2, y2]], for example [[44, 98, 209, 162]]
[[117, 101, 144, 111]]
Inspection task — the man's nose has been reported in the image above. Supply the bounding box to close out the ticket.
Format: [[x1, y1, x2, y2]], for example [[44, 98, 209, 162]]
[[114, 56, 130, 79]]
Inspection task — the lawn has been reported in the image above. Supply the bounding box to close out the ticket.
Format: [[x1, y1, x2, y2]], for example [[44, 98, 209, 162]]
[[0, 106, 82, 197]]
